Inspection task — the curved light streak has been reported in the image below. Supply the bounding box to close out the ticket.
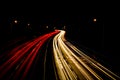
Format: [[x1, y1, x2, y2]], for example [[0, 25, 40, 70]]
[[53, 30, 120, 80], [0, 30, 60, 80]]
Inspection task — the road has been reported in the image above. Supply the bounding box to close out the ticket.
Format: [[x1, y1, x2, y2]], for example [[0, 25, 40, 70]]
[[0, 30, 60, 80], [0, 30, 120, 80], [53, 30, 120, 80]]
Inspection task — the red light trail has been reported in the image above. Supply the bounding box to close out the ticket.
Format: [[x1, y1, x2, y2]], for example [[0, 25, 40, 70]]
[[0, 30, 60, 80]]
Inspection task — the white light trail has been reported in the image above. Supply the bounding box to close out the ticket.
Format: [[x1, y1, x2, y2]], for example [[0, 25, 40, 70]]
[[53, 30, 120, 80]]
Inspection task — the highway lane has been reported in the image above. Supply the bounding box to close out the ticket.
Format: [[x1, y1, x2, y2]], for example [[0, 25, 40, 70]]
[[43, 36, 58, 80], [0, 30, 60, 80], [23, 34, 57, 80], [53, 30, 120, 80], [1, 29, 119, 80]]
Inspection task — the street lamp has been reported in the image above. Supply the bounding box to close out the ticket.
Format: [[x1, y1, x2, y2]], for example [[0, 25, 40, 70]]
[[93, 18, 97, 22], [46, 26, 48, 28], [14, 20, 18, 24], [10, 19, 18, 34], [27, 23, 30, 26]]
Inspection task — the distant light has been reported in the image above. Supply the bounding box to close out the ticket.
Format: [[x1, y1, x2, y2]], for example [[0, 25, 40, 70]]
[[14, 20, 18, 24], [46, 26, 48, 28], [27, 23, 30, 26], [93, 18, 97, 22], [54, 27, 56, 29], [63, 26, 66, 29]]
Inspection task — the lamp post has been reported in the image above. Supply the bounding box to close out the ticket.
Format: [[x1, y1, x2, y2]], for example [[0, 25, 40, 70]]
[[10, 19, 18, 34]]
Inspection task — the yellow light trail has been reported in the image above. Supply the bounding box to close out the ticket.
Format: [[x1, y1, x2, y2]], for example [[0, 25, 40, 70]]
[[53, 30, 120, 80]]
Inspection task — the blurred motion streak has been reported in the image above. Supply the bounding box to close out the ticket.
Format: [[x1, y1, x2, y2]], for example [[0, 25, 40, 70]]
[[0, 29, 120, 80], [53, 30, 120, 80], [0, 30, 60, 80]]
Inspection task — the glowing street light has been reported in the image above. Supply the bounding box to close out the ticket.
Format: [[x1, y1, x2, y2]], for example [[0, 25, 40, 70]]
[[27, 23, 30, 26], [93, 18, 97, 22], [46, 26, 48, 28], [14, 20, 18, 24]]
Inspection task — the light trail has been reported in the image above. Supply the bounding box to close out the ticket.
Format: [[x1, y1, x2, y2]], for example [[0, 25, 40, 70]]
[[53, 30, 120, 80], [0, 30, 60, 80], [0, 29, 119, 80]]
